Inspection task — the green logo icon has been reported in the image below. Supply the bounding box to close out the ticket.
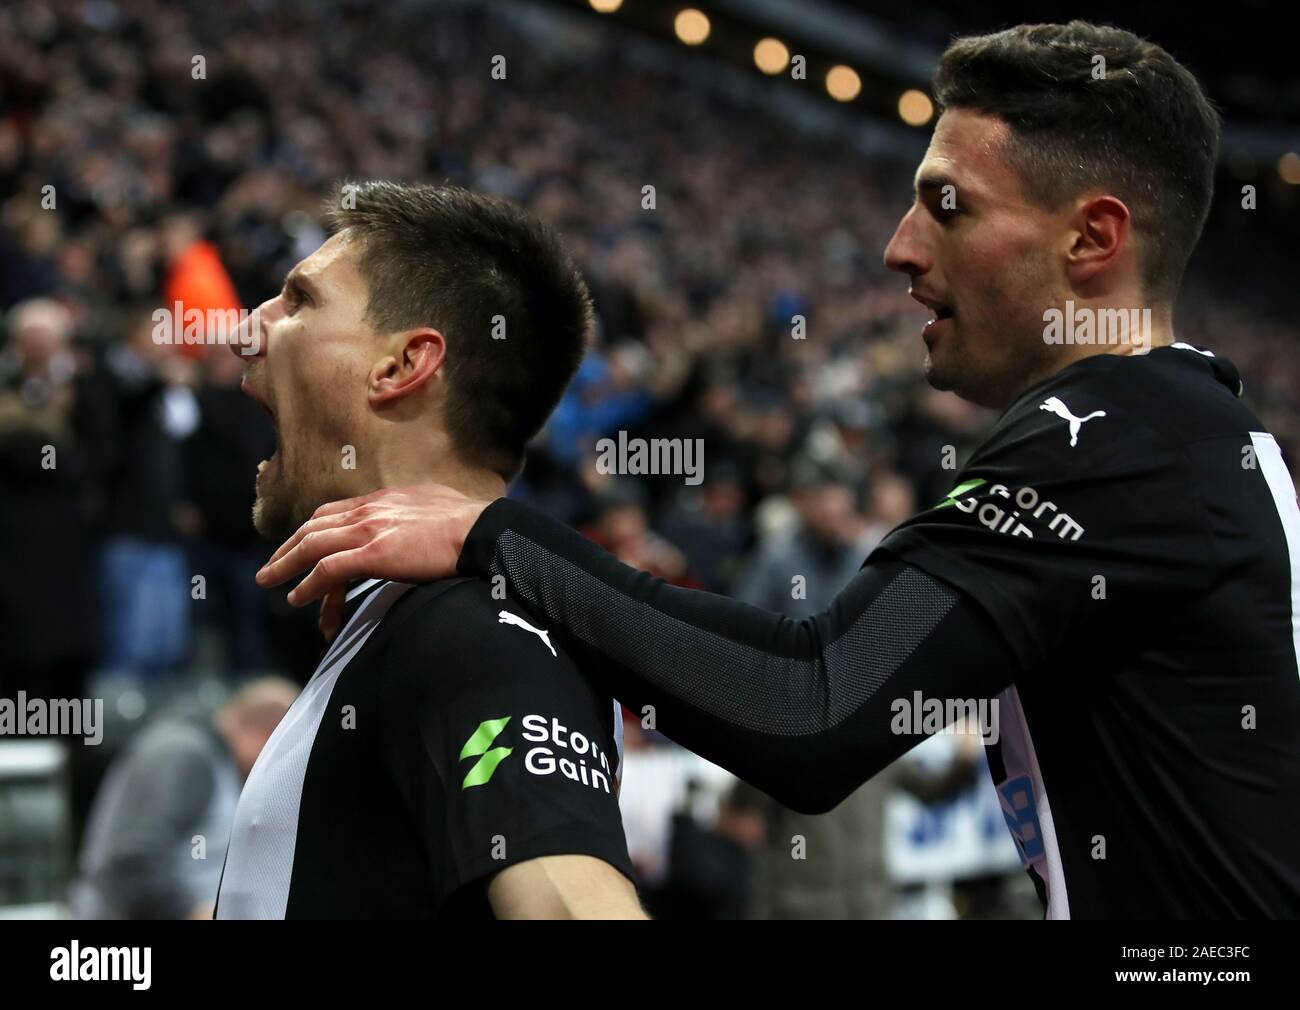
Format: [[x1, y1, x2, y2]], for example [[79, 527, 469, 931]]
[[935, 478, 986, 509], [460, 716, 513, 789]]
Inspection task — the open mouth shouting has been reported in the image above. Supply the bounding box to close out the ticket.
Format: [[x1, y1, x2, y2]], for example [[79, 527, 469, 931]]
[[241, 375, 280, 483]]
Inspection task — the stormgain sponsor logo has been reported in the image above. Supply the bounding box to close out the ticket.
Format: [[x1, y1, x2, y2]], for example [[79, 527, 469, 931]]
[[522, 715, 614, 793], [0, 693, 103, 745], [460, 717, 513, 789], [936, 478, 1085, 541], [595, 430, 704, 486], [890, 691, 1000, 744], [50, 942, 150, 990], [1043, 299, 1151, 352], [459, 715, 615, 794]]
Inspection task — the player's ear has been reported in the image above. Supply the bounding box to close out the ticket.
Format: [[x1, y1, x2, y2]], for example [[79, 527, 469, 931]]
[[368, 329, 446, 407], [1065, 194, 1130, 287]]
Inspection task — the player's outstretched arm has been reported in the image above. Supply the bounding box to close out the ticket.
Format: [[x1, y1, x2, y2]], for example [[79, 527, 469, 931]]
[[261, 487, 1018, 813]]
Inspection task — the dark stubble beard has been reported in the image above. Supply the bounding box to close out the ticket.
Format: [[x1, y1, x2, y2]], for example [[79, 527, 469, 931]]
[[930, 256, 1060, 410], [251, 450, 318, 545], [251, 474, 299, 545]]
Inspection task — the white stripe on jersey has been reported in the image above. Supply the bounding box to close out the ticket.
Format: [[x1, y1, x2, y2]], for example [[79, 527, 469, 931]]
[[216, 581, 414, 919], [994, 684, 1071, 919], [345, 577, 383, 601], [1251, 432, 1300, 682], [612, 701, 624, 787]]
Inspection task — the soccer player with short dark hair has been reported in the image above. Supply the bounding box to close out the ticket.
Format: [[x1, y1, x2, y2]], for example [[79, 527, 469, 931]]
[[215, 181, 641, 919], [261, 25, 1300, 918]]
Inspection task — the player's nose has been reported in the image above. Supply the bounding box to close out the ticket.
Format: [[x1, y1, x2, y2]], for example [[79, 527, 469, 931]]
[[883, 205, 928, 277], [229, 296, 275, 360]]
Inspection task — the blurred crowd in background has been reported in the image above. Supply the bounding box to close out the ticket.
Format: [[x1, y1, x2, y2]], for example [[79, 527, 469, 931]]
[[0, 0, 1294, 919]]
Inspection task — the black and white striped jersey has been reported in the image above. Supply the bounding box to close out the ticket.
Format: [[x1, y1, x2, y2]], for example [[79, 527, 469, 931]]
[[456, 343, 1300, 919], [215, 576, 632, 919]]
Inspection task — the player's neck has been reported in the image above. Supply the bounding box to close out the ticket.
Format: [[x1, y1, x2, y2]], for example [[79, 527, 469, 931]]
[[989, 312, 1178, 411], [409, 466, 507, 503], [1061, 291, 1176, 358], [368, 434, 508, 501], [1076, 321, 1174, 362], [1041, 299, 1176, 375]]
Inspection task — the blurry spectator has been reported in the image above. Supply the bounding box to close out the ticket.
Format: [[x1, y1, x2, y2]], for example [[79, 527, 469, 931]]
[[658, 463, 752, 592], [70, 677, 298, 919], [0, 202, 62, 308], [862, 469, 917, 547], [96, 308, 199, 681], [733, 464, 873, 617], [729, 774, 893, 919], [729, 463, 896, 918], [159, 211, 243, 362], [617, 718, 742, 917], [544, 347, 656, 469], [888, 732, 1042, 920], [890, 387, 991, 509], [659, 778, 759, 919], [583, 491, 702, 588], [0, 298, 106, 699]]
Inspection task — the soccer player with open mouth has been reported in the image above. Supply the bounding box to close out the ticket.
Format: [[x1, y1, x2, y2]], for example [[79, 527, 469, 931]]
[[215, 181, 642, 919]]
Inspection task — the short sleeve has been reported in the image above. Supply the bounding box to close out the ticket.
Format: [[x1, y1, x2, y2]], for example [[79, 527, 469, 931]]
[[376, 581, 635, 906]]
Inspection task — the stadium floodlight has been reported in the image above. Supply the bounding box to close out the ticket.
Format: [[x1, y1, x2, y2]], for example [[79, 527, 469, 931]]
[[825, 64, 861, 102], [754, 37, 790, 75], [674, 9, 710, 46]]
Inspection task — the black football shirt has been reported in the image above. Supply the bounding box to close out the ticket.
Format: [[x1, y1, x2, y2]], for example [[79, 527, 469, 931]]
[[873, 343, 1300, 917], [215, 577, 633, 918]]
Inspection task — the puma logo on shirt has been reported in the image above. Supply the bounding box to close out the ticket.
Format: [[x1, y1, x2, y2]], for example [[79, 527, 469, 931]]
[[498, 610, 557, 657], [1039, 396, 1107, 447]]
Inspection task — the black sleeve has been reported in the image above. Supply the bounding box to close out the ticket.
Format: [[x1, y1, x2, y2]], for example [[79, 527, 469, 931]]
[[459, 504, 1018, 814], [377, 580, 635, 906]]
